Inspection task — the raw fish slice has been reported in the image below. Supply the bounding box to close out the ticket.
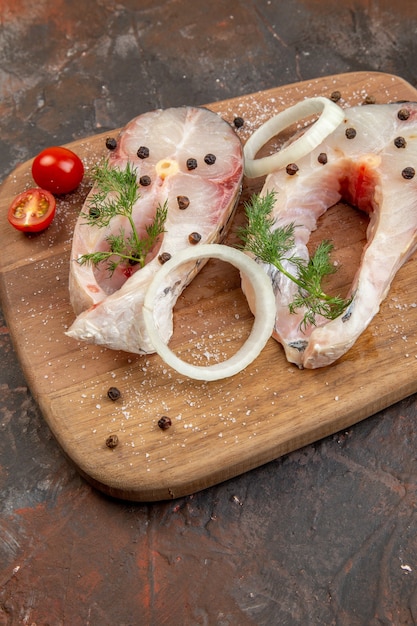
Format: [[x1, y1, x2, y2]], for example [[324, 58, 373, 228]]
[[260, 101, 417, 368], [67, 106, 243, 353]]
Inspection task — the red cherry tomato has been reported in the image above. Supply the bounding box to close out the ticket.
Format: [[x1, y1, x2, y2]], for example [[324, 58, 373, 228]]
[[8, 188, 56, 233], [32, 146, 84, 194]]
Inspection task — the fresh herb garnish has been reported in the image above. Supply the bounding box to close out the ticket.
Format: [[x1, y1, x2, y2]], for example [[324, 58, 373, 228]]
[[238, 191, 351, 329], [77, 159, 167, 276]]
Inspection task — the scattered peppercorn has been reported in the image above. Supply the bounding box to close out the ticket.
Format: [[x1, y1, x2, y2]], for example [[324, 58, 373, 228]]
[[139, 175, 151, 186], [330, 91, 341, 102], [107, 387, 121, 401], [233, 116, 244, 128], [204, 153, 216, 165], [286, 163, 299, 175], [158, 252, 172, 264], [186, 158, 198, 170], [105, 434, 119, 449], [158, 416, 172, 430], [318, 152, 328, 165], [137, 146, 150, 159], [402, 166, 415, 180], [345, 128, 357, 139], [398, 108, 410, 121], [105, 137, 117, 150], [363, 95, 376, 105], [394, 136, 407, 149], [89, 206, 101, 219], [177, 195, 190, 210], [188, 232, 202, 244]]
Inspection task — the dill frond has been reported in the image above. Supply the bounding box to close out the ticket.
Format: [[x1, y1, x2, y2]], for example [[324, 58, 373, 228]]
[[77, 159, 167, 275], [238, 191, 351, 329]]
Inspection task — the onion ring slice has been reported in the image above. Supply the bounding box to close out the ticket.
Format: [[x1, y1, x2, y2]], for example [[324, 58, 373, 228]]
[[244, 96, 344, 178], [143, 244, 276, 381]]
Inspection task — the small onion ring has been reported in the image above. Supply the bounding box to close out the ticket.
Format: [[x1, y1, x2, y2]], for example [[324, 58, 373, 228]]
[[143, 244, 276, 381], [243, 97, 344, 178]]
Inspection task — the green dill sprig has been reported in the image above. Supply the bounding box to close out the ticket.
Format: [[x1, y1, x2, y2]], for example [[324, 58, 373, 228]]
[[77, 159, 167, 275], [238, 191, 351, 329]]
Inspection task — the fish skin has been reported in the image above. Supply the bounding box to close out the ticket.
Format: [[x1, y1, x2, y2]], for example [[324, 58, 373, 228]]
[[259, 101, 417, 368], [66, 106, 243, 353]]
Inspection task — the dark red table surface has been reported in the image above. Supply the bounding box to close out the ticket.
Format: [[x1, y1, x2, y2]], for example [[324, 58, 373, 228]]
[[1, 1, 417, 624]]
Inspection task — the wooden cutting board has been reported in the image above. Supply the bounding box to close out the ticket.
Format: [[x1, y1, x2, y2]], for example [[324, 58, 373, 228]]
[[1, 71, 417, 501]]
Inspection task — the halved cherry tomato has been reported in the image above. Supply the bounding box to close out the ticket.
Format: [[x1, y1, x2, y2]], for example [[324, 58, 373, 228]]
[[32, 146, 84, 194], [8, 188, 56, 233]]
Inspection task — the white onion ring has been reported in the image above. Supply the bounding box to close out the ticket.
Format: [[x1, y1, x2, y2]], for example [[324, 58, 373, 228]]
[[244, 97, 344, 178], [143, 244, 276, 381]]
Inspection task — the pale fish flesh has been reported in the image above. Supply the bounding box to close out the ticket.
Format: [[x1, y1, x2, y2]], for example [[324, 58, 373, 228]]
[[66, 106, 243, 353], [257, 101, 417, 368]]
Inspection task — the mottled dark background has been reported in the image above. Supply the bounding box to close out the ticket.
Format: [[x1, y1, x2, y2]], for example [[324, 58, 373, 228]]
[[1, 1, 417, 624]]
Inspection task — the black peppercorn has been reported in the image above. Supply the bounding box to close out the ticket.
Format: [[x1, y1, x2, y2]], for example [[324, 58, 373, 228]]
[[137, 146, 150, 159], [139, 175, 151, 186], [233, 117, 244, 128], [186, 158, 198, 170], [204, 153, 216, 165], [286, 163, 299, 175], [107, 387, 121, 401], [177, 195, 190, 210], [394, 136, 407, 149], [345, 128, 357, 139], [330, 91, 341, 103], [105, 434, 119, 449], [402, 167, 415, 180], [318, 152, 328, 165], [105, 137, 117, 150], [188, 232, 202, 244], [363, 95, 376, 105], [158, 416, 172, 430], [158, 252, 172, 264], [89, 206, 101, 219], [398, 108, 410, 121]]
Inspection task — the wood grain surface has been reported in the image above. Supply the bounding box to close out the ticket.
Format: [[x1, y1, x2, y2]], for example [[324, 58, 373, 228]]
[[1, 71, 416, 501]]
